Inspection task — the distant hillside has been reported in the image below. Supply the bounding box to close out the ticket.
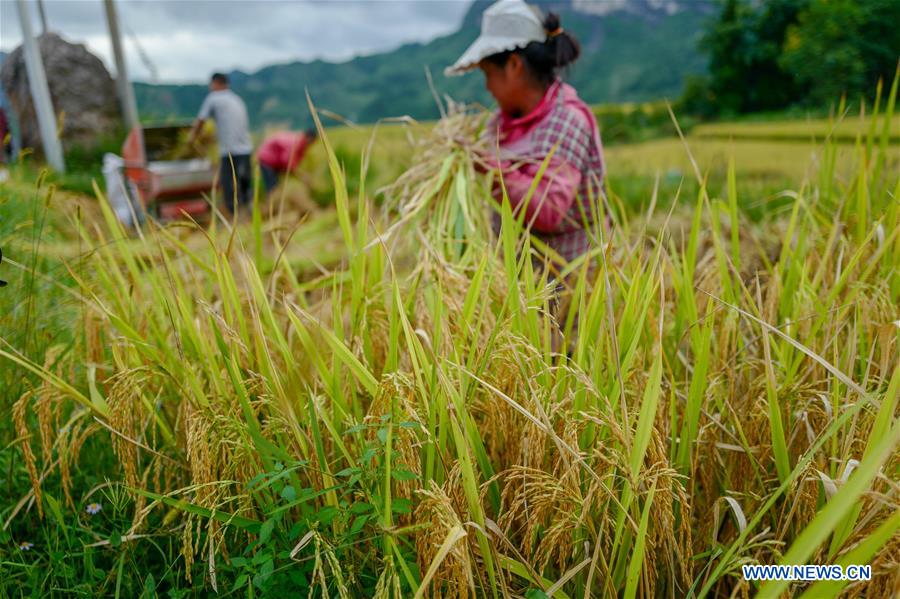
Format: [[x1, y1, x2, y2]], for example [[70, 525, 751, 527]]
[[135, 0, 713, 129]]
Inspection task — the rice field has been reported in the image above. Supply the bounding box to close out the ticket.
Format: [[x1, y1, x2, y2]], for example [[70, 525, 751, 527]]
[[691, 114, 900, 144], [0, 84, 898, 597], [302, 107, 900, 215]]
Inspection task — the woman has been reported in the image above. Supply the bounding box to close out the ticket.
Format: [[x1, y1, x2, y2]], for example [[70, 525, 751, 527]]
[[446, 0, 607, 278], [256, 129, 318, 195]]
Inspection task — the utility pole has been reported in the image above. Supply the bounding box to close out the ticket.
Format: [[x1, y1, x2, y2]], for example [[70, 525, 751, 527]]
[[103, 0, 140, 132], [14, 0, 65, 172], [36, 0, 49, 34]]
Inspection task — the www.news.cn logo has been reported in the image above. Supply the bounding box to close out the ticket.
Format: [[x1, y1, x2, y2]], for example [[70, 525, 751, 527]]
[[742, 564, 872, 582]]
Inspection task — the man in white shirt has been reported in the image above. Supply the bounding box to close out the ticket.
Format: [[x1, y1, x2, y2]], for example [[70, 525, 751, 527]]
[[190, 73, 253, 212]]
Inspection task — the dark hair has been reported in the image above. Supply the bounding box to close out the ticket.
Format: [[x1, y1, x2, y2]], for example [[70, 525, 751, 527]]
[[485, 12, 581, 87], [211, 72, 229, 85], [304, 128, 318, 140]]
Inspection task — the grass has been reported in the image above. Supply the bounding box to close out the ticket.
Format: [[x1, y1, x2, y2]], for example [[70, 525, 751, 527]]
[[0, 78, 898, 597]]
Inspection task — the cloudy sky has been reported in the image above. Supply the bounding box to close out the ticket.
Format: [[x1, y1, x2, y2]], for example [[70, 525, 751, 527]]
[[1, 0, 474, 83]]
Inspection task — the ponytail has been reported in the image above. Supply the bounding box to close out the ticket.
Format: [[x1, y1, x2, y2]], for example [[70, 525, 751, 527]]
[[484, 12, 581, 87], [542, 13, 580, 71]]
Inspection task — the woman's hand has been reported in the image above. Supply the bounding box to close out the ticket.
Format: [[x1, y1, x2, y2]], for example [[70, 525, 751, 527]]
[[473, 150, 502, 174], [451, 135, 471, 148]]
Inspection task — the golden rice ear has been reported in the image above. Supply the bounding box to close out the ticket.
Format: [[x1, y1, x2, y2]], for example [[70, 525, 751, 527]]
[[498, 465, 586, 571], [13, 392, 43, 519], [35, 395, 54, 471], [182, 517, 195, 583], [372, 554, 402, 599], [415, 480, 475, 599], [304, 532, 352, 599], [106, 369, 146, 490]]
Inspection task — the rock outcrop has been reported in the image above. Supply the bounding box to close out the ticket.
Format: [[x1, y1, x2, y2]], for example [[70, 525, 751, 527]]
[[1, 33, 120, 154]]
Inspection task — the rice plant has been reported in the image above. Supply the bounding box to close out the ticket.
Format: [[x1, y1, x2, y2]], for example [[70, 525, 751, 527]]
[[0, 75, 898, 597]]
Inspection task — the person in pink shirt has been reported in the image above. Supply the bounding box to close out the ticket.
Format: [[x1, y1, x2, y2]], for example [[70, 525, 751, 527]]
[[256, 129, 317, 195], [446, 0, 607, 278], [0, 106, 11, 164]]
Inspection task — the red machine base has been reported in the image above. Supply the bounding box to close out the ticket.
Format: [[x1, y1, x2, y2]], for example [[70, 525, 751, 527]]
[[156, 198, 211, 220]]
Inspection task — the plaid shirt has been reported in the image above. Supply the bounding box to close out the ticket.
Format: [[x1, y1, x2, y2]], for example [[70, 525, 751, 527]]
[[487, 81, 606, 267]]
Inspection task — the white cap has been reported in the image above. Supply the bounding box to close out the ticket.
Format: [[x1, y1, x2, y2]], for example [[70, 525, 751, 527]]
[[445, 0, 545, 77]]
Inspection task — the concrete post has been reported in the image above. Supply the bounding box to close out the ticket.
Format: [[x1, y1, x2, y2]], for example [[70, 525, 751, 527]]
[[14, 0, 65, 172], [103, 0, 140, 132]]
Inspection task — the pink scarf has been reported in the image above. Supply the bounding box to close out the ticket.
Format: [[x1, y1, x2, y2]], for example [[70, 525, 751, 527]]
[[497, 80, 562, 146], [496, 80, 601, 152]]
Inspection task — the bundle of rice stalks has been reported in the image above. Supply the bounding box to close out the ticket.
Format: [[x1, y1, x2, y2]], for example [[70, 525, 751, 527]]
[[375, 105, 495, 265], [163, 123, 218, 162]]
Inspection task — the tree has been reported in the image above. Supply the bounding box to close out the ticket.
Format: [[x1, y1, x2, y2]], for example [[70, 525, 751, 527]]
[[747, 0, 809, 110], [693, 0, 897, 115], [699, 0, 810, 114], [856, 0, 900, 92], [700, 0, 756, 114], [780, 0, 866, 106]]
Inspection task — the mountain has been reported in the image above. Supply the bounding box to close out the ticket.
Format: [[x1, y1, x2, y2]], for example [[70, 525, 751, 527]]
[[134, 0, 713, 129]]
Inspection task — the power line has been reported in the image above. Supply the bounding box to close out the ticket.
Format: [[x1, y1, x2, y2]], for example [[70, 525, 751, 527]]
[[122, 19, 159, 82]]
